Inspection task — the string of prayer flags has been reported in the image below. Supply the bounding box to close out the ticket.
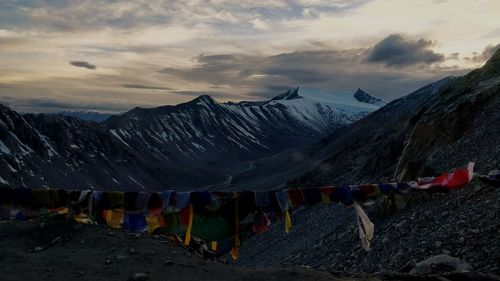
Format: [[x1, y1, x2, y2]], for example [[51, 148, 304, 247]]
[[0, 162, 486, 260], [173, 192, 190, 210]]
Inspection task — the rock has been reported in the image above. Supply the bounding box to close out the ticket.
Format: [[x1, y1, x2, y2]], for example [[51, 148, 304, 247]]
[[116, 254, 127, 260], [105, 258, 112, 265], [410, 254, 472, 274], [435, 241, 442, 247], [129, 247, 137, 255], [79, 239, 85, 245], [132, 272, 149, 281], [107, 231, 115, 236], [34, 246, 43, 252], [164, 259, 174, 266], [51, 235, 62, 245]]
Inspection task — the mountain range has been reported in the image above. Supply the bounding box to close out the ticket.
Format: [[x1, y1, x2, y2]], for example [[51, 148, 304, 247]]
[[0, 87, 384, 190], [2, 48, 498, 192], [220, 49, 500, 190], [53, 111, 112, 123]]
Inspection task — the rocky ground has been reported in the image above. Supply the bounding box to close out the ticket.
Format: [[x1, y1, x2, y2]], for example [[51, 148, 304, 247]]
[[0, 195, 498, 281], [237, 180, 500, 275], [0, 219, 345, 281]]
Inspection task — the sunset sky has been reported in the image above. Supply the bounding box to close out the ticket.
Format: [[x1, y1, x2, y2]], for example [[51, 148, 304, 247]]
[[0, 0, 499, 113]]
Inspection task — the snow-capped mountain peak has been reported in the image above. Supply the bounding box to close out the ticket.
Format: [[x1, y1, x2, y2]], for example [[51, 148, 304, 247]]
[[191, 94, 217, 105], [353, 88, 387, 106], [266, 87, 383, 112], [270, 87, 301, 101]]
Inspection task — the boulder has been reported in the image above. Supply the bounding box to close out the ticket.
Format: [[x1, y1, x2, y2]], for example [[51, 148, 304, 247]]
[[410, 254, 471, 274]]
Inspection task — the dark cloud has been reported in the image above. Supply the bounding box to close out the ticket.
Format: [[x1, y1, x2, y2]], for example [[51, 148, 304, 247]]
[[261, 68, 331, 83], [158, 38, 467, 101], [122, 84, 172, 91], [266, 85, 296, 93], [159, 50, 361, 87], [365, 34, 445, 67], [70, 61, 96, 70], [468, 44, 500, 63]]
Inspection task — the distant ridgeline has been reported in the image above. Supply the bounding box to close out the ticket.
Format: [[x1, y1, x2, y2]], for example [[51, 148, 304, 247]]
[[0, 87, 384, 191], [2, 163, 496, 260]]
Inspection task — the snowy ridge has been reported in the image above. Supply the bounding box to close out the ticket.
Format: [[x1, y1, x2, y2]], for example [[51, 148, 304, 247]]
[[104, 87, 385, 166], [353, 88, 387, 106]]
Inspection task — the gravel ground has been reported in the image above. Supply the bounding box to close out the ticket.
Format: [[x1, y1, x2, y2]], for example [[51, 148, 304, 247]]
[[237, 180, 500, 274], [0, 181, 498, 281], [0, 220, 346, 281]]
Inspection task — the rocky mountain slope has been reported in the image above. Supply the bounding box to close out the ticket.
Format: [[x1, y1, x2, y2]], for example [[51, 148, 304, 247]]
[[0, 107, 225, 190], [291, 48, 500, 187], [222, 77, 454, 190], [226, 49, 500, 190], [2, 219, 496, 281], [237, 179, 500, 275], [0, 88, 382, 190]]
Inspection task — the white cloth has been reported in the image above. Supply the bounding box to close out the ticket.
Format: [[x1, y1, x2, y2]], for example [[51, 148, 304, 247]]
[[354, 202, 374, 251]]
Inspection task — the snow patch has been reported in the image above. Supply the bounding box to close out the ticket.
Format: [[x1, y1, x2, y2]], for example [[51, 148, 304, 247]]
[[110, 129, 132, 148], [0, 176, 8, 185], [0, 140, 11, 155], [128, 175, 146, 190]]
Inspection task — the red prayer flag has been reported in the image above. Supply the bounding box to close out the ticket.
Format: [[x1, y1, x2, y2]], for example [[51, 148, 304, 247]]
[[418, 162, 474, 189]]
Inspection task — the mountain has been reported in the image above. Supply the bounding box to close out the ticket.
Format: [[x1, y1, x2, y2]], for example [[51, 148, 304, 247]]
[[0, 106, 226, 190], [103, 87, 382, 168], [222, 77, 455, 190], [353, 88, 387, 106], [0, 87, 383, 190], [290, 48, 500, 187], [54, 111, 112, 123], [226, 49, 500, 190]]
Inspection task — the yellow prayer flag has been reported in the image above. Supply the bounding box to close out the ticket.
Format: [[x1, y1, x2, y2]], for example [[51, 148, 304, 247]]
[[184, 204, 194, 246], [284, 210, 292, 233]]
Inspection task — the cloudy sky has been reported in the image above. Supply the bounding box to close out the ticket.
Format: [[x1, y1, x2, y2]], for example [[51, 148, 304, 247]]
[[0, 0, 499, 113]]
